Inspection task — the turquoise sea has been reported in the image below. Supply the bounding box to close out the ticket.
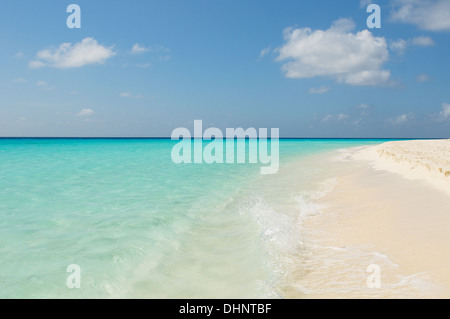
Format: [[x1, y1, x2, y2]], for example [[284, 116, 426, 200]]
[[0, 138, 385, 298]]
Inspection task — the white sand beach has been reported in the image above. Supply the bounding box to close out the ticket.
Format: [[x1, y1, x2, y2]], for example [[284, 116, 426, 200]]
[[288, 139, 450, 298], [355, 139, 450, 196]]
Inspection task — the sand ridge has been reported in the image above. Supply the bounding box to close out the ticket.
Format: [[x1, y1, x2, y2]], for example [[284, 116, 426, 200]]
[[354, 139, 450, 196]]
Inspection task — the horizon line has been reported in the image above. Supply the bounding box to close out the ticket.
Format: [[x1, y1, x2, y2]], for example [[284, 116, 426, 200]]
[[0, 137, 448, 140]]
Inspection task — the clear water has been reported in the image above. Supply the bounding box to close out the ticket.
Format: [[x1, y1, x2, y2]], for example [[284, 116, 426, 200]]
[[0, 138, 384, 298]]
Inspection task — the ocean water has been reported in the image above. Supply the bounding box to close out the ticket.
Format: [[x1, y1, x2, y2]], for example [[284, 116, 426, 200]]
[[0, 138, 384, 298]]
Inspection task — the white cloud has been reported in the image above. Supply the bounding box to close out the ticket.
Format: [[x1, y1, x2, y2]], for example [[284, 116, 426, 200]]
[[275, 18, 390, 86], [357, 103, 371, 109], [390, 39, 408, 55], [136, 63, 152, 68], [120, 92, 142, 98], [439, 103, 450, 120], [131, 43, 149, 54], [416, 74, 430, 82], [412, 36, 435, 46], [122, 63, 152, 68], [149, 45, 170, 53], [322, 113, 349, 122], [387, 113, 413, 125], [130, 44, 170, 54], [390, 36, 434, 55], [36, 81, 48, 87], [13, 78, 27, 83], [360, 0, 374, 8], [14, 52, 24, 58], [36, 80, 55, 91], [76, 109, 95, 117], [309, 86, 330, 94], [29, 38, 115, 69], [128, 44, 171, 61], [260, 46, 271, 58], [391, 0, 450, 31], [159, 55, 171, 61]]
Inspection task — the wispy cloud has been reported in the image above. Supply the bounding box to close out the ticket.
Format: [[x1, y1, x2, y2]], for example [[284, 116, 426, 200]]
[[131, 43, 149, 54], [36, 80, 55, 91], [416, 74, 430, 82], [322, 113, 349, 122], [128, 44, 171, 62], [120, 92, 142, 99], [13, 78, 27, 83], [438, 103, 450, 121], [130, 44, 170, 54], [159, 55, 171, 61], [359, 0, 374, 8], [76, 109, 95, 117], [357, 103, 371, 110], [390, 36, 434, 55], [259, 46, 271, 58], [390, 39, 408, 55], [16, 117, 28, 124], [275, 18, 390, 86], [412, 36, 435, 46], [136, 63, 152, 68], [309, 86, 330, 94], [29, 38, 115, 69], [122, 63, 152, 68], [391, 0, 450, 31], [387, 113, 414, 125]]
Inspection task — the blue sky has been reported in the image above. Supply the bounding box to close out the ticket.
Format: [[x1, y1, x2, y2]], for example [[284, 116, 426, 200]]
[[0, 0, 449, 137]]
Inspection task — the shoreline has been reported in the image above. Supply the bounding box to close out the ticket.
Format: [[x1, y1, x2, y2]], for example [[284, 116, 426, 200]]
[[287, 139, 450, 298]]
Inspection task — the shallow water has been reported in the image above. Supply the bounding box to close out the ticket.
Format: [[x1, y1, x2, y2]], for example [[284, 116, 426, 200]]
[[0, 138, 383, 298]]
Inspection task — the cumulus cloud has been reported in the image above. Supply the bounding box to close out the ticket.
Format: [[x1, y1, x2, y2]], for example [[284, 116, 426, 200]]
[[391, 0, 450, 31], [76, 109, 95, 117], [275, 18, 390, 86], [309, 86, 330, 94], [29, 38, 115, 69]]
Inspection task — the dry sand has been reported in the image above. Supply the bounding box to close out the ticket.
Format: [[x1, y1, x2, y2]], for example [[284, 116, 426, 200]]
[[288, 140, 450, 298], [355, 139, 450, 195]]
